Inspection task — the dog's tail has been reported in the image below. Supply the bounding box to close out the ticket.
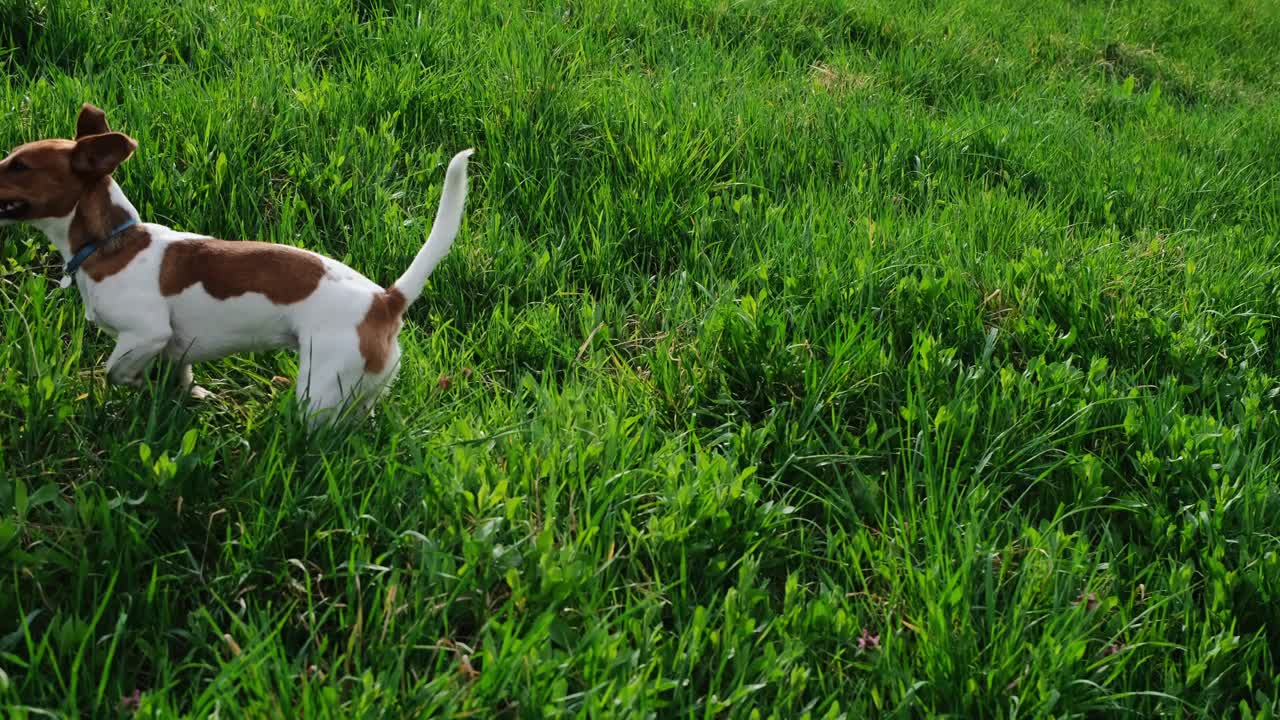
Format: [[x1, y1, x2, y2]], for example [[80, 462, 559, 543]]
[[391, 148, 474, 306]]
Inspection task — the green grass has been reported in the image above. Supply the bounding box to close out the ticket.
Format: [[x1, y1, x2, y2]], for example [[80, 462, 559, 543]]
[[3, 0, 1280, 716]]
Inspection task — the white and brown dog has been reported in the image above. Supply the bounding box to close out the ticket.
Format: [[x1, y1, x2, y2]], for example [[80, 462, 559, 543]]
[[0, 103, 472, 424]]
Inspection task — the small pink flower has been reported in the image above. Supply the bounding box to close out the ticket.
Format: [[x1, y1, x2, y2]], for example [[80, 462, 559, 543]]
[[119, 689, 142, 714], [1075, 592, 1099, 611], [1104, 641, 1124, 656], [857, 628, 880, 651]]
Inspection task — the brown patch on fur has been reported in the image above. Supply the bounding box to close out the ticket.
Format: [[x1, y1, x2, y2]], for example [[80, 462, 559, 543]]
[[357, 288, 407, 373], [76, 104, 111, 139], [69, 174, 152, 280], [2, 107, 138, 257], [80, 228, 152, 282], [0, 104, 147, 281], [0, 140, 85, 220], [0, 139, 149, 280], [0, 134, 137, 230], [159, 240, 326, 304]]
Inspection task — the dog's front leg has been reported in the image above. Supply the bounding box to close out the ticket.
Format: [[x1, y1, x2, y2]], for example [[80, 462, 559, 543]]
[[177, 364, 213, 400], [105, 333, 173, 388]]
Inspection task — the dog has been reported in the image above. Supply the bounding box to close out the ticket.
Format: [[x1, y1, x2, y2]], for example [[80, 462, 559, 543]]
[[0, 103, 472, 424]]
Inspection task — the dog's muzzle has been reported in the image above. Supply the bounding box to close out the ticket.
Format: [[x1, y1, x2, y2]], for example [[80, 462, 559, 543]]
[[0, 199, 30, 220]]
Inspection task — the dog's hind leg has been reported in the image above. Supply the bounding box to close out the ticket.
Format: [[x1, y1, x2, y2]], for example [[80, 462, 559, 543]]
[[295, 335, 370, 428], [355, 343, 402, 419]]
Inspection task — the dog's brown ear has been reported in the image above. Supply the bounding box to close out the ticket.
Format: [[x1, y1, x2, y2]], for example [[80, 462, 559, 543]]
[[75, 103, 111, 139], [71, 132, 137, 176]]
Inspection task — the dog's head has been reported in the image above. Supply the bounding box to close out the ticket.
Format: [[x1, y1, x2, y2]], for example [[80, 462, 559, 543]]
[[0, 104, 137, 227]]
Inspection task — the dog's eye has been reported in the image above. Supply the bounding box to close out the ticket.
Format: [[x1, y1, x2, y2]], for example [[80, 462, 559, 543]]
[[7, 159, 28, 172]]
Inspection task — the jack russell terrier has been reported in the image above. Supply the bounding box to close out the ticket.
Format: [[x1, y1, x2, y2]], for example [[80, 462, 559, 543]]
[[0, 103, 472, 424]]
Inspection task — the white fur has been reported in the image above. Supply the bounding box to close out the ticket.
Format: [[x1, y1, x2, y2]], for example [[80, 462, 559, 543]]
[[107, 180, 140, 226], [394, 150, 473, 304], [27, 150, 473, 425], [30, 212, 74, 258]]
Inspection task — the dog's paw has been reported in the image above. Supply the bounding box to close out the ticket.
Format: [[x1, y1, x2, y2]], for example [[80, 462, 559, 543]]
[[189, 385, 214, 401], [110, 373, 145, 389]]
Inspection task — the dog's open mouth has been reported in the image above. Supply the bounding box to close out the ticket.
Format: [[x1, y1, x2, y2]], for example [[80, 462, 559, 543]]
[[0, 199, 29, 220]]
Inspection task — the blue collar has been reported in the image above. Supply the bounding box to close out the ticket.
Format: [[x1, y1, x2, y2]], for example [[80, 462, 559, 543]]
[[65, 218, 139, 278]]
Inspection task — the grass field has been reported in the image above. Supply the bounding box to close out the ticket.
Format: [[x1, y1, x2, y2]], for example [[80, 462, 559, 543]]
[[3, 0, 1280, 716]]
